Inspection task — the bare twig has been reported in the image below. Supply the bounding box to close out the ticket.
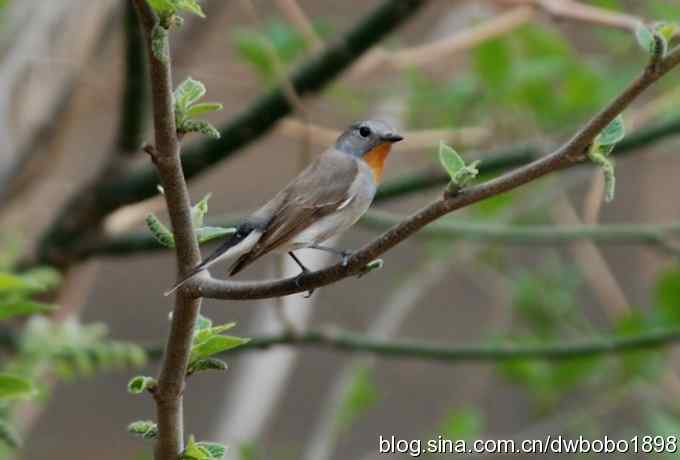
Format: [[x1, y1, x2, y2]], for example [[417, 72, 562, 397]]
[[142, 327, 680, 363], [131, 2, 203, 459], [350, 7, 533, 78], [492, 0, 641, 32], [194, 46, 680, 300], [275, 118, 489, 150]]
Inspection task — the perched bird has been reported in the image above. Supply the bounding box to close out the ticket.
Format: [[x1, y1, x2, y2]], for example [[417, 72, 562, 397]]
[[166, 120, 403, 296]]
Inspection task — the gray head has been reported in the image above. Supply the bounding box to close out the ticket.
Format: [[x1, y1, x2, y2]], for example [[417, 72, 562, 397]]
[[335, 120, 403, 157]]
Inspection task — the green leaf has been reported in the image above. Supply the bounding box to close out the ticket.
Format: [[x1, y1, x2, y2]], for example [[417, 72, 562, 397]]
[[0, 273, 38, 292], [335, 365, 379, 430], [596, 115, 625, 146], [180, 119, 221, 139], [146, 214, 175, 248], [451, 161, 480, 188], [438, 142, 478, 189], [438, 141, 465, 178], [195, 314, 213, 331], [0, 300, 54, 320], [636, 22, 656, 54], [191, 193, 211, 228], [437, 407, 484, 441], [176, 0, 206, 18], [654, 266, 680, 325], [589, 115, 624, 203], [187, 102, 224, 118], [357, 259, 384, 278], [190, 335, 250, 362], [474, 37, 512, 93], [127, 376, 157, 394], [0, 374, 36, 400], [188, 357, 229, 375], [656, 21, 678, 42], [233, 30, 276, 80], [193, 323, 237, 345], [196, 227, 236, 244], [148, 0, 176, 15], [128, 420, 159, 440], [175, 77, 206, 111], [182, 436, 213, 460], [197, 442, 227, 459]]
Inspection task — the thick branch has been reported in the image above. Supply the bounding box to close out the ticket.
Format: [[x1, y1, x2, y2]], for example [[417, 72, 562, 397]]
[[131, 2, 203, 459], [118, 0, 150, 155], [195, 46, 680, 300]]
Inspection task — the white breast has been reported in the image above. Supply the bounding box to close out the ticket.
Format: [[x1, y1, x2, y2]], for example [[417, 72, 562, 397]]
[[283, 161, 376, 251]]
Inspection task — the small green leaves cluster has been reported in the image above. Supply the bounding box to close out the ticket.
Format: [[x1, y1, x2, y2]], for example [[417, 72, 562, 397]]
[[20, 317, 147, 380], [0, 267, 60, 321], [233, 21, 327, 82], [181, 435, 227, 460], [147, 193, 235, 248], [174, 77, 223, 139], [636, 21, 678, 62], [187, 314, 249, 376], [127, 375, 158, 394], [128, 420, 159, 440], [438, 142, 479, 195], [148, 0, 206, 62], [588, 114, 625, 203], [126, 314, 241, 454]]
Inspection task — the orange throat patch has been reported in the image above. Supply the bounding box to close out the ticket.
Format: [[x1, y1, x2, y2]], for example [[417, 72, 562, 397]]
[[363, 143, 392, 183]]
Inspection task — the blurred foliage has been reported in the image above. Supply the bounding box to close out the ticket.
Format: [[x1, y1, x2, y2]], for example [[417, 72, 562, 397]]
[[495, 260, 680, 428], [435, 407, 484, 441], [233, 21, 331, 82], [497, 258, 603, 410], [335, 364, 380, 433], [406, 23, 628, 134], [0, 247, 146, 453]]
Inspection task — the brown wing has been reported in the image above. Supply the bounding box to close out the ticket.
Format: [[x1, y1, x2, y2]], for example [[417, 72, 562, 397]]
[[229, 148, 359, 275]]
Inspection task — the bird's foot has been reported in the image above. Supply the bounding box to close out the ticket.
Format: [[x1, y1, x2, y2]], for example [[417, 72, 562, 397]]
[[340, 250, 354, 267]]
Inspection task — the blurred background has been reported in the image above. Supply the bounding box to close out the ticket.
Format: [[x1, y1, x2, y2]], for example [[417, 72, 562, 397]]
[[1, 0, 680, 459]]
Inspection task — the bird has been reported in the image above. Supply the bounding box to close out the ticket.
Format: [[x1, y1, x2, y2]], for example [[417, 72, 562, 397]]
[[165, 120, 403, 296]]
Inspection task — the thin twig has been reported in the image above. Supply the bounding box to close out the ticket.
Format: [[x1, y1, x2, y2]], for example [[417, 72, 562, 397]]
[[492, 0, 641, 32], [142, 327, 680, 363], [275, 118, 489, 151], [195, 46, 680, 300], [350, 7, 533, 78]]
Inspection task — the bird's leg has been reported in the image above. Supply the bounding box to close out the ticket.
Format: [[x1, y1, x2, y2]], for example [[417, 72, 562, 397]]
[[307, 244, 354, 267], [288, 252, 315, 298]]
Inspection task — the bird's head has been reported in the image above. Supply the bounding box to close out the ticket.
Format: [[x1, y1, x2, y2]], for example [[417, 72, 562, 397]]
[[335, 120, 403, 182]]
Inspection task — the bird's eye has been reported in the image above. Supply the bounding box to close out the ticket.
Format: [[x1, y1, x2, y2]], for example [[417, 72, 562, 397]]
[[359, 126, 371, 138]]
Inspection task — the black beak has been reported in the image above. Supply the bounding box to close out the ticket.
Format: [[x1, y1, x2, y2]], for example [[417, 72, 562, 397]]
[[382, 132, 404, 143]]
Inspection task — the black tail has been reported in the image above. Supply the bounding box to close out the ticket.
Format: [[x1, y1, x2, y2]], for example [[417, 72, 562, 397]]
[[163, 223, 255, 296], [163, 263, 209, 297]]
